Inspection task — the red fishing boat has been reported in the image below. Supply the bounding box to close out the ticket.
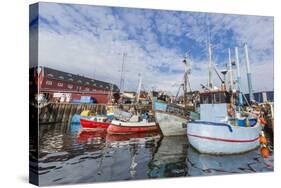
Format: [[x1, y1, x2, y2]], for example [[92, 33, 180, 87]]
[[80, 116, 110, 129], [107, 119, 158, 134]]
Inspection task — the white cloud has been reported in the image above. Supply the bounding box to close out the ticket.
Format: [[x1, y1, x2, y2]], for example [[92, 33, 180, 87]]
[[34, 2, 274, 95]]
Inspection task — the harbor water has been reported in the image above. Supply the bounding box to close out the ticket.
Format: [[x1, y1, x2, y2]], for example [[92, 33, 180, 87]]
[[36, 122, 273, 186]]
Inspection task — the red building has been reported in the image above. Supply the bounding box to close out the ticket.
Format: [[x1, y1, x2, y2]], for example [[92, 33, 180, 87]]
[[30, 66, 120, 104]]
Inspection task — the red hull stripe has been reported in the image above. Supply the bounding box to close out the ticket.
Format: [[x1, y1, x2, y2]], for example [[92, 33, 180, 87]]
[[187, 133, 259, 143], [80, 119, 110, 129]]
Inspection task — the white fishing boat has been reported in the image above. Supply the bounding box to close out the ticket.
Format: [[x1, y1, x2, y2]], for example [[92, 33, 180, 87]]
[[187, 92, 262, 155], [187, 42, 263, 155]]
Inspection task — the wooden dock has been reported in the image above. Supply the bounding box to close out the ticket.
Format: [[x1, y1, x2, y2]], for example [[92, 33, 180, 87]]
[[38, 103, 152, 125]]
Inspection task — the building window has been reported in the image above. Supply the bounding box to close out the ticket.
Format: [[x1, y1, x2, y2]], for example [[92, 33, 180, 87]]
[[47, 73, 54, 77], [67, 84, 73, 89], [57, 82, 63, 87], [46, 80, 52, 86], [85, 87, 90, 91], [59, 76, 64, 80], [92, 89, 96, 92]]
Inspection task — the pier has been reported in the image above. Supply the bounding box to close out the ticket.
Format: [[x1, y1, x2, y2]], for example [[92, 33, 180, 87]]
[[38, 103, 152, 125]]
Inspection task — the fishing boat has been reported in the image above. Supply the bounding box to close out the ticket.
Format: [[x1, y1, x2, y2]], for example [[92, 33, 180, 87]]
[[154, 101, 188, 136], [80, 116, 111, 129], [187, 43, 263, 155], [107, 115, 158, 134], [153, 56, 196, 136], [72, 106, 115, 124], [187, 91, 261, 155]]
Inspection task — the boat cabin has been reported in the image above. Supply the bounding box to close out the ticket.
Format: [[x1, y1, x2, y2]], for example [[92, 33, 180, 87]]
[[200, 91, 231, 104], [199, 91, 232, 122]]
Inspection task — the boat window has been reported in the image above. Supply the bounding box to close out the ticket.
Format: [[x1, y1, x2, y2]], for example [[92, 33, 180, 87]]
[[200, 92, 230, 104]]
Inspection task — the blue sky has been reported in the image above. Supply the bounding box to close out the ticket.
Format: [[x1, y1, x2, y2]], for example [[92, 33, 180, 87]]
[[30, 2, 274, 94]]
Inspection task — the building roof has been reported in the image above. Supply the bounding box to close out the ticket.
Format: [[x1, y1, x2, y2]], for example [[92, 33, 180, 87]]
[[34, 66, 119, 92]]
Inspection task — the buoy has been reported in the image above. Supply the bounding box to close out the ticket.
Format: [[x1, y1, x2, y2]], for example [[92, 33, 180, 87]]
[[260, 145, 270, 158], [259, 136, 267, 145], [259, 117, 267, 126], [259, 131, 268, 144]]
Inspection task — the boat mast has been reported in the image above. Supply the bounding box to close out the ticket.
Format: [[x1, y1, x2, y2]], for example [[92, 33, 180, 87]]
[[136, 73, 142, 103], [183, 54, 191, 107], [119, 52, 127, 93], [235, 47, 243, 106], [244, 43, 254, 102], [208, 43, 213, 89], [206, 17, 213, 90], [228, 48, 233, 91]]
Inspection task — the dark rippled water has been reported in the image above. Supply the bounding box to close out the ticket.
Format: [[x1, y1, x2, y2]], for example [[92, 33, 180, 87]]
[[36, 123, 273, 186]]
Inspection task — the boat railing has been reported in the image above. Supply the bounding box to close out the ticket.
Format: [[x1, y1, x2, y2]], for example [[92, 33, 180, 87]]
[[189, 121, 233, 132]]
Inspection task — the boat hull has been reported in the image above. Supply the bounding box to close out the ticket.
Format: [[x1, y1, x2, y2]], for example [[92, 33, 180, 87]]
[[80, 118, 110, 129], [107, 120, 158, 134], [155, 111, 187, 136], [187, 121, 261, 154]]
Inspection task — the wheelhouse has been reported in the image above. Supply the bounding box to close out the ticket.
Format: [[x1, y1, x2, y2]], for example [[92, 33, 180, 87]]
[[200, 91, 231, 104]]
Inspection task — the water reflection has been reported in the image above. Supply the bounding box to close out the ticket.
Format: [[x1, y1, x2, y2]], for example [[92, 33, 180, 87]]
[[148, 136, 188, 178], [37, 123, 273, 186], [187, 146, 274, 176]]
